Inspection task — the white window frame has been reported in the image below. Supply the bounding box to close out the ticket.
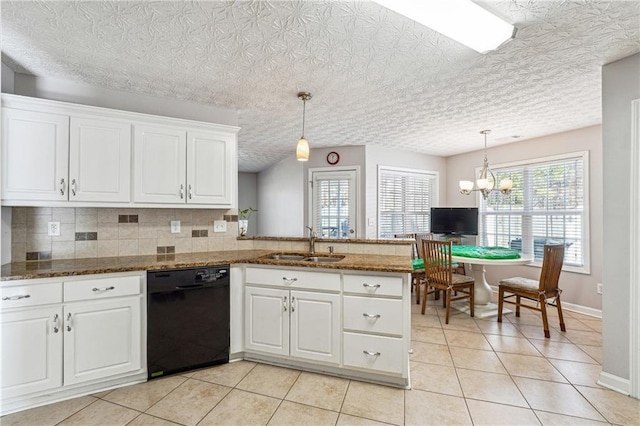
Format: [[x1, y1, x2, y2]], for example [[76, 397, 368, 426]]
[[377, 166, 439, 239], [478, 151, 590, 274]]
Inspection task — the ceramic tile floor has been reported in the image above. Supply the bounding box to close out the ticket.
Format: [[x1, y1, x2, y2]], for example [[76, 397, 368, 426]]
[[3, 294, 640, 426]]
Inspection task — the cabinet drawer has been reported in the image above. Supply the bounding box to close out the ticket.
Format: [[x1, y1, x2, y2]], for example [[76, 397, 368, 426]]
[[343, 332, 404, 375], [343, 296, 403, 335], [245, 267, 340, 292], [1, 283, 62, 309], [64, 276, 140, 302], [343, 274, 403, 297]]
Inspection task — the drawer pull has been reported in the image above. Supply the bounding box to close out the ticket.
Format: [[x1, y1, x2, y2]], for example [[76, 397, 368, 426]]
[[283, 296, 288, 312], [282, 277, 298, 283], [291, 296, 296, 313], [362, 313, 381, 319], [2, 294, 31, 301], [92, 286, 115, 292], [363, 350, 381, 356], [362, 283, 380, 289], [53, 314, 60, 333]]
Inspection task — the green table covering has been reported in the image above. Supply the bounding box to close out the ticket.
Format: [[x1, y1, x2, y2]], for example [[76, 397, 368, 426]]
[[451, 245, 521, 259]]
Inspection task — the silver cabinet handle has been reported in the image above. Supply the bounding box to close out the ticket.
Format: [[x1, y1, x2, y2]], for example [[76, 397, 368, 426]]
[[282, 277, 298, 283], [283, 296, 287, 312], [53, 313, 60, 333], [188, 184, 193, 199], [362, 313, 381, 319], [291, 296, 296, 313], [362, 283, 381, 289], [71, 178, 77, 196], [363, 350, 381, 356], [180, 184, 184, 199], [59, 178, 66, 195], [2, 294, 31, 301], [66, 313, 73, 332], [92, 286, 115, 292]]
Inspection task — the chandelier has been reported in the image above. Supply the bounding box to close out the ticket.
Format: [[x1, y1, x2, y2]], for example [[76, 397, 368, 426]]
[[459, 130, 512, 199]]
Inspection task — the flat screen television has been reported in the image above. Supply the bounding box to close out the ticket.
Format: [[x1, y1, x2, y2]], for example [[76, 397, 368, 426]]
[[430, 207, 478, 236]]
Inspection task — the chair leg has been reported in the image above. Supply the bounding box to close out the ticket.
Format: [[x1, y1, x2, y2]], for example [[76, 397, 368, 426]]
[[421, 283, 428, 315], [540, 295, 550, 338], [515, 295, 521, 317], [556, 293, 566, 332], [442, 290, 447, 308], [497, 287, 504, 323], [469, 285, 474, 318], [445, 289, 452, 324], [416, 278, 421, 305]]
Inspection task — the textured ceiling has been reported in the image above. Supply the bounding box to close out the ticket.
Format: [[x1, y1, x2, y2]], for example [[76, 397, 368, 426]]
[[2, 1, 639, 172]]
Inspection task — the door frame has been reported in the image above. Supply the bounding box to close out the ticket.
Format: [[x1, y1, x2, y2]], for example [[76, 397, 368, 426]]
[[308, 166, 361, 239], [630, 99, 640, 399]]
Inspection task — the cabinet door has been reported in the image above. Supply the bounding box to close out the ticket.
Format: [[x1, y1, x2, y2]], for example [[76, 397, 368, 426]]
[[186, 130, 236, 206], [69, 117, 131, 202], [1, 306, 63, 398], [63, 297, 141, 385], [245, 286, 289, 356], [290, 290, 340, 364], [1, 108, 69, 201], [133, 125, 186, 203]]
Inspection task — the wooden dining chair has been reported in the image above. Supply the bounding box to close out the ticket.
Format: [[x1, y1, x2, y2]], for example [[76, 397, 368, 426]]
[[421, 239, 474, 324], [497, 244, 566, 338]]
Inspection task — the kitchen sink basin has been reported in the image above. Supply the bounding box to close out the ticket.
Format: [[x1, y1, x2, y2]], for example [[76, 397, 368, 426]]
[[303, 256, 344, 263], [268, 254, 307, 260]]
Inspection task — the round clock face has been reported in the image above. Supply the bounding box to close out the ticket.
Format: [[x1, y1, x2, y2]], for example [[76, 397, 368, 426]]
[[327, 151, 340, 165]]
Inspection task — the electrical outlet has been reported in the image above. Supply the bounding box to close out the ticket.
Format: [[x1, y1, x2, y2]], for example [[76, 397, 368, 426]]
[[213, 220, 227, 233], [170, 220, 181, 234], [597, 282, 603, 294], [47, 222, 61, 236]]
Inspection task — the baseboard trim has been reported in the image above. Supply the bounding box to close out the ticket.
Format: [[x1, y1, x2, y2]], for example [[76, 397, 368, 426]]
[[598, 371, 630, 395], [489, 286, 602, 318]]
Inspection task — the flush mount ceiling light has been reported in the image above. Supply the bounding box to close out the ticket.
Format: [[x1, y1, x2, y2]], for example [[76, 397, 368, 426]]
[[459, 130, 512, 199], [296, 92, 312, 161], [373, 0, 516, 53]]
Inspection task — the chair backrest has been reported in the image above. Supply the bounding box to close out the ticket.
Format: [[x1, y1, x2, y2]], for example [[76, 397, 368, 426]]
[[422, 239, 453, 285], [539, 244, 565, 292], [414, 233, 433, 260], [395, 233, 417, 258]]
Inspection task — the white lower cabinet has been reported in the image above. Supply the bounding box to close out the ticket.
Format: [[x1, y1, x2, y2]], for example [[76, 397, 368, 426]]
[[0, 273, 144, 414], [245, 285, 340, 364]]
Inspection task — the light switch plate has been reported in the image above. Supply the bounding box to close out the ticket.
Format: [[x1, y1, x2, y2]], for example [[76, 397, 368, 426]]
[[48, 222, 61, 236], [213, 220, 227, 233], [170, 220, 181, 234]]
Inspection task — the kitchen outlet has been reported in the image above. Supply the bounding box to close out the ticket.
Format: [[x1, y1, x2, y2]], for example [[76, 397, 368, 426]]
[[47, 222, 61, 236], [597, 282, 603, 294], [170, 220, 181, 234], [213, 220, 227, 233]]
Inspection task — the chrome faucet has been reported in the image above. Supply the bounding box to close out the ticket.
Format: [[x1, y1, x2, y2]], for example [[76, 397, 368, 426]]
[[306, 226, 317, 254]]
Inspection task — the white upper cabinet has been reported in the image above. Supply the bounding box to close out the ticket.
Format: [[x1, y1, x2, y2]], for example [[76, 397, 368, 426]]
[[133, 126, 236, 207], [133, 125, 187, 204], [1, 108, 69, 201], [1, 95, 238, 208], [69, 117, 131, 202]]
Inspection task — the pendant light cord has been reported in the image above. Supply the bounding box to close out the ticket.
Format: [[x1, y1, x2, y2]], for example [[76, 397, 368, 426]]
[[301, 98, 306, 138]]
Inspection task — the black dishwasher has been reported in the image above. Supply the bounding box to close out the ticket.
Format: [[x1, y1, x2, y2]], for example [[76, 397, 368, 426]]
[[147, 266, 229, 379]]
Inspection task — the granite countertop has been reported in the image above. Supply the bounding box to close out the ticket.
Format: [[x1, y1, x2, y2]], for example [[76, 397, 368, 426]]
[[1, 250, 413, 281]]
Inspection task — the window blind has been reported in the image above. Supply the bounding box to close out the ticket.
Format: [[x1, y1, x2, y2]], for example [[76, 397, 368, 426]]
[[378, 167, 437, 238], [314, 176, 351, 238], [480, 153, 587, 270]]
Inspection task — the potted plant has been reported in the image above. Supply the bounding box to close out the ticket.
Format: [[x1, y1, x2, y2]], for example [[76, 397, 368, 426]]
[[238, 207, 257, 236]]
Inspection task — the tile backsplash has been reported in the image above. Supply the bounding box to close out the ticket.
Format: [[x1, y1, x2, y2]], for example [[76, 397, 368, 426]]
[[11, 207, 240, 261]]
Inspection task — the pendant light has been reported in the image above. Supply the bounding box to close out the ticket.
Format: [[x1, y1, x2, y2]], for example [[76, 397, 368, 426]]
[[296, 92, 312, 161], [459, 130, 512, 199]]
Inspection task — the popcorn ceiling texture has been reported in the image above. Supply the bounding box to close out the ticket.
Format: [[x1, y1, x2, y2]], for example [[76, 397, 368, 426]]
[[2, 1, 639, 172]]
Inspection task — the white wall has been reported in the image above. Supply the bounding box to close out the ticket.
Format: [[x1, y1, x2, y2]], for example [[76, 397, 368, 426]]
[[602, 53, 640, 384], [257, 156, 305, 237], [12, 73, 238, 126], [238, 173, 258, 236], [2, 62, 15, 93], [446, 126, 603, 311], [365, 146, 447, 239]]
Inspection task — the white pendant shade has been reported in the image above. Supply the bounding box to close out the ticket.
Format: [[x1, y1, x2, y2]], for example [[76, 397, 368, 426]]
[[296, 137, 309, 161]]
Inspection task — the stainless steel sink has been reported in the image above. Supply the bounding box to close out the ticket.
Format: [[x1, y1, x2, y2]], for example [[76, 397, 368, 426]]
[[268, 254, 307, 260], [303, 256, 344, 263]]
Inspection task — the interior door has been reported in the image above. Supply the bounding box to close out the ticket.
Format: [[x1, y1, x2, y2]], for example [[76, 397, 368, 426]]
[[311, 169, 357, 238]]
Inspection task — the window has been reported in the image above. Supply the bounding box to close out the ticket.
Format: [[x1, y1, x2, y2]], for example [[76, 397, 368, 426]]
[[378, 166, 438, 238], [479, 151, 589, 273]]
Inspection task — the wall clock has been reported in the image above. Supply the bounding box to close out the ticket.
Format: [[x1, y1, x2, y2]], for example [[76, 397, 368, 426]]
[[327, 151, 340, 165]]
